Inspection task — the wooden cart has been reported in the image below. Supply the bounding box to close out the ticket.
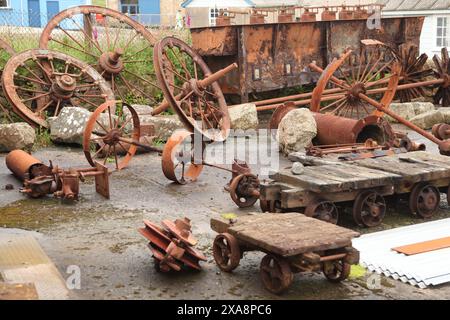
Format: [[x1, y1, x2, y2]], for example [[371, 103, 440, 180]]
[[211, 213, 360, 294], [260, 151, 450, 228]]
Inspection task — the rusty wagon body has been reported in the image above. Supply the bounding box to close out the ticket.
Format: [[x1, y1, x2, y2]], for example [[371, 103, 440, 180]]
[[190, 17, 424, 102]]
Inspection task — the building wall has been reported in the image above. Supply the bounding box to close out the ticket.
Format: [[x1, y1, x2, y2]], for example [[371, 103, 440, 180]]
[[420, 14, 450, 58], [160, 0, 183, 26]]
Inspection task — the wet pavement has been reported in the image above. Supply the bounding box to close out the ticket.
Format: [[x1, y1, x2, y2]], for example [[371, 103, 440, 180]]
[[1, 128, 450, 300]]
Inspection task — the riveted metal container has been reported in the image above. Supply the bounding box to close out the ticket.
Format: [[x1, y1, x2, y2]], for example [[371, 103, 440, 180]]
[[5, 150, 43, 181]]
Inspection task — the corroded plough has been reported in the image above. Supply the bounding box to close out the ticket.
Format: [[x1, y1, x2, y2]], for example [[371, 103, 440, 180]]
[[138, 218, 206, 272]]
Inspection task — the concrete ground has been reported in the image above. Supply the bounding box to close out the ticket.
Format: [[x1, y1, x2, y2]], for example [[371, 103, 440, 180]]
[[0, 126, 450, 300]]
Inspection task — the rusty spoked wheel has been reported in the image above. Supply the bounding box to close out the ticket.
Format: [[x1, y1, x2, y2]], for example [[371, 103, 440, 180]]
[[0, 38, 15, 123], [409, 183, 440, 219], [388, 43, 433, 103], [162, 130, 204, 184], [322, 259, 351, 283], [260, 254, 293, 294], [310, 48, 400, 120], [305, 200, 339, 224], [352, 191, 386, 228], [40, 5, 161, 106], [2, 49, 114, 128], [154, 36, 232, 142], [83, 100, 140, 171], [213, 233, 241, 272], [229, 173, 260, 208], [433, 47, 450, 107]]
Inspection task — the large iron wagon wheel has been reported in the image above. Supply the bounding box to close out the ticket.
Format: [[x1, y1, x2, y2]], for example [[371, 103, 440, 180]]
[[433, 47, 450, 107], [260, 254, 293, 294], [310, 48, 400, 120], [409, 183, 440, 219], [0, 38, 16, 123], [83, 101, 140, 171], [2, 49, 114, 128], [322, 259, 351, 283], [40, 5, 162, 106], [153, 36, 231, 142], [213, 233, 241, 272], [352, 190, 386, 228]]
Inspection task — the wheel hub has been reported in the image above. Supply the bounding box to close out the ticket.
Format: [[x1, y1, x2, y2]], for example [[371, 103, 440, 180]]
[[51, 74, 76, 100], [102, 128, 122, 146], [422, 191, 438, 210], [99, 48, 124, 76], [347, 82, 366, 101], [368, 203, 382, 217], [187, 78, 205, 97]]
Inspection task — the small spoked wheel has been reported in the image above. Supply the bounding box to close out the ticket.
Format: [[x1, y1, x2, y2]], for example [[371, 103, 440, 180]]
[[260, 254, 293, 294], [161, 130, 204, 184], [229, 173, 260, 208], [322, 259, 351, 283], [353, 191, 386, 227], [83, 101, 140, 171], [260, 200, 283, 213], [305, 200, 339, 224], [409, 183, 440, 219], [213, 233, 241, 272]]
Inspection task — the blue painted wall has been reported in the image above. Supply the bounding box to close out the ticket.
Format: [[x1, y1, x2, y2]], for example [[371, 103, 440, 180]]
[[0, 0, 90, 27], [119, 0, 160, 25]]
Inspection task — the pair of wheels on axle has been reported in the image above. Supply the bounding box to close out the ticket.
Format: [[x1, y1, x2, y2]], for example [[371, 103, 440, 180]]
[[212, 232, 351, 294]]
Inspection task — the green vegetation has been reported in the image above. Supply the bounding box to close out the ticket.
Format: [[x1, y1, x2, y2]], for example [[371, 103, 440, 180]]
[[34, 129, 52, 150]]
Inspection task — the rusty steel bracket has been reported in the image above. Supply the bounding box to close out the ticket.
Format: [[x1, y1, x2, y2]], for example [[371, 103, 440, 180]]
[[5, 150, 110, 200]]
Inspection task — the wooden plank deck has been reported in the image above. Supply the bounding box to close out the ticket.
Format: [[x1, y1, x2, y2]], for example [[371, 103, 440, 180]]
[[270, 164, 402, 194], [211, 213, 360, 257]]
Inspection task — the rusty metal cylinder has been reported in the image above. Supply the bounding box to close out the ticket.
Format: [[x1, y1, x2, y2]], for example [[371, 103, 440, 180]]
[[322, 10, 337, 21], [313, 113, 394, 146], [5, 150, 43, 181]]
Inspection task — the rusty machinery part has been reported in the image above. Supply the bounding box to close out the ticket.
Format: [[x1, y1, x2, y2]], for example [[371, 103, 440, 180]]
[[162, 217, 198, 247], [162, 130, 204, 184], [138, 219, 207, 272], [387, 43, 434, 103], [310, 49, 401, 120], [2, 49, 114, 128], [433, 123, 450, 141], [5, 149, 110, 200], [322, 259, 351, 283], [260, 200, 283, 213], [304, 200, 339, 225], [229, 173, 260, 208], [259, 254, 293, 294], [409, 183, 440, 219], [352, 191, 386, 228], [213, 233, 241, 272], [433, 47, 450, 107], [0, 38, 16, 124], [153, 36, 234, 142], [306, 139, 383, 158], [268, 102, 296, 130], [83, 101, 141, 171], [313, 113, 396, 147], [39, 5, 161, 106]]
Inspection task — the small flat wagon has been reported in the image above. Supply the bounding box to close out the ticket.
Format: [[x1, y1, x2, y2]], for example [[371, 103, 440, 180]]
[[211, 213, 360, 294], [260, 151, 450, 227]]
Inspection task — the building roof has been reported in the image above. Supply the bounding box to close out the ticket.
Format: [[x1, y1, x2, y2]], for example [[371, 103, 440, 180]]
[[376, 0, 450, 11]]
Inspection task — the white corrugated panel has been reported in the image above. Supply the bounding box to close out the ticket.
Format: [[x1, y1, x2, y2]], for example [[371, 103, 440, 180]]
[[353, 218, 450, 288]]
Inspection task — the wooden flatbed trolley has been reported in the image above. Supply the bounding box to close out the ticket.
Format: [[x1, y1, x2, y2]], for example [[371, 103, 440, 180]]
[[211, 213, 360, 294], [260, 151, 450, 227]]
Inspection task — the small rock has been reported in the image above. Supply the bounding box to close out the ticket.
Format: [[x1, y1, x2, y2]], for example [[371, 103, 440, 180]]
[[123, 104, 153, 118], [0, 122, 35, 152], [277, 109, 317, 156], [291, 162, 305, 175], [439, 108, 450, 123], [228, 103, 259, 131], [5, 184, 14, 190], [411, 102, 435, 115], [383, 103, 416, 123], [410, 110, 445, 129]]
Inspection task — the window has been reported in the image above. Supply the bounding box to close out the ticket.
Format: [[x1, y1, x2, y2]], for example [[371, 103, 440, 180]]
[[121, 0, 139, 15], [0, 0, 10, 8], [437, 17, 449, 47], [209, 8, 220, 26]]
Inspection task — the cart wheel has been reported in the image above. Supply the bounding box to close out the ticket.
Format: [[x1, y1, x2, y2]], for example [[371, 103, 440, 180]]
[[213, 233, 241, 272], [322, 259, 351, 283], [353, 191, 386, 227], [409, 183, 440, 219], [305, 200, 339, 224], [260, 200, 282, 213], [260, 254, 293, 294], [229, 173, 260, 208], [161, 130, 204, 184]]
